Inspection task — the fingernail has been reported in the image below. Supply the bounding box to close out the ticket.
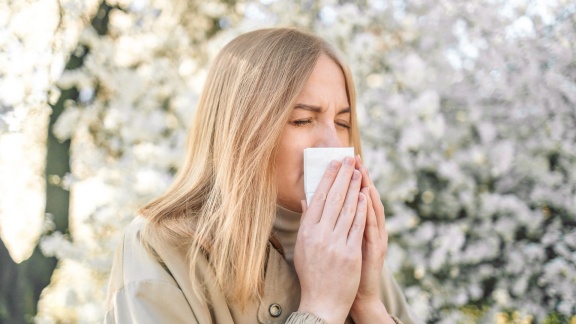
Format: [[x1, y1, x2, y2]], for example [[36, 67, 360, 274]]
[[345, 156, 354, 166], [329, 160, 340, 170], [359, 193, 365, 202], [352, 170, 361, 180]]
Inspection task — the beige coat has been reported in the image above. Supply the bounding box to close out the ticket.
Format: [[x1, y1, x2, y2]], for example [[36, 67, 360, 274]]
[[105, 216, 422, 323]]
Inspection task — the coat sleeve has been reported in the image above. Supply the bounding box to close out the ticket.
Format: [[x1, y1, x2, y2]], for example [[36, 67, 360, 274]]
[[285, 311, 328, 324], [104, 280, 198, 324]]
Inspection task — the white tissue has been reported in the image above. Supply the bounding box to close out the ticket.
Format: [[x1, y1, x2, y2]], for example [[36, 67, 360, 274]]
[[304, 147, 355, 205]]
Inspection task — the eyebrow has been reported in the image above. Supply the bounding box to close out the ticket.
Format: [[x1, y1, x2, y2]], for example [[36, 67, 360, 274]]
[[294, 103, 351, 115]]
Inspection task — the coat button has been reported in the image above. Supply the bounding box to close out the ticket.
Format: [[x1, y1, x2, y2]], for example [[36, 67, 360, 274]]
[[269, 303, 282, 317]]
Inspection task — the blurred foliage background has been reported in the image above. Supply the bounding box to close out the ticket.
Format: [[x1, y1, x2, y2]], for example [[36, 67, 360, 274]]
[[0, 0, 575, 323]]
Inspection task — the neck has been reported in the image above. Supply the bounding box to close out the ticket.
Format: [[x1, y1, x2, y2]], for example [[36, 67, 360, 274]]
[[273, 204, 302, 268]]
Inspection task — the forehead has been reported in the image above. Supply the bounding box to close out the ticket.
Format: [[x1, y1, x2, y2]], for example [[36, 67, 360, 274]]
[[296, 54, 349, 107]]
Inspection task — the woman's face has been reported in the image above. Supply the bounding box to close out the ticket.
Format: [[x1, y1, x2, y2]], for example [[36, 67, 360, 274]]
[[275, 54, 351, 212]]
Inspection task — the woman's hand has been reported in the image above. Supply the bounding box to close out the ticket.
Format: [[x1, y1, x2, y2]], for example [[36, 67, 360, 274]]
[[350, 155, 393, 323], [294, 156, 368, 324]]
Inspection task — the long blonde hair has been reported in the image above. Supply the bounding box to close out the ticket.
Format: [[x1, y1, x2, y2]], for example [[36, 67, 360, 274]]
[[140, 28, 362, 308]]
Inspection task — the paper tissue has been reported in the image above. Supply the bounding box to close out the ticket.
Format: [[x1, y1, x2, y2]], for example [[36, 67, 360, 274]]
[[304, 147, 355, 205]]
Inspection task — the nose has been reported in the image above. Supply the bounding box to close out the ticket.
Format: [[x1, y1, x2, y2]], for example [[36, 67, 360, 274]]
[[317, 126, 343, 148]]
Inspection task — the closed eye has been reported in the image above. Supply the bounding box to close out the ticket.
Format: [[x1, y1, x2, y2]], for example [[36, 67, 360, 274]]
[[291, 119, 312, 126], [336, 122, 351, 129]]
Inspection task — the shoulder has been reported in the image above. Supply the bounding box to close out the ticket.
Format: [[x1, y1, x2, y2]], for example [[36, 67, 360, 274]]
[[105, 216, 182, 309], [119, 217, 175, 282], [104, 216, 206, 323], [105, 217, 225, 323]]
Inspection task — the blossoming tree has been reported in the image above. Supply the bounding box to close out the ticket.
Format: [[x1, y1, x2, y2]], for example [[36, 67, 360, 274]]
[[1, 0, 574, 323]]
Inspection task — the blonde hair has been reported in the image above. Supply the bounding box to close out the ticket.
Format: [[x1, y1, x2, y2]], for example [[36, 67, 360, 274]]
[[140, 28, 362, 308]]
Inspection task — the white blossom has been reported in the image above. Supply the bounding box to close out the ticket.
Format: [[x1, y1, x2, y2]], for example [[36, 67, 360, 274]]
[[1, 0, 575, 322]]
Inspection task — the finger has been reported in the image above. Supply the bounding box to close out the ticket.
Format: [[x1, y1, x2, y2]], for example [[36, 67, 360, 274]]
[[360, 165, 386, 233], [334, 170, 362, 236], [347, 192, 367, 246], [302, 160, 341, 225], [359, 165, 371, 192], [360, 166, 381, 202], [378, 202, 387, 237], [320, 156, 356, 229], [361, 187, 377, 229], [354, 154, 363, 170], [361, 187, 378, 240]]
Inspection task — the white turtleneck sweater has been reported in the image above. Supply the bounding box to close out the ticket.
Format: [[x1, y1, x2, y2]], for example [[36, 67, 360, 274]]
[[273, 205, 303, 269]]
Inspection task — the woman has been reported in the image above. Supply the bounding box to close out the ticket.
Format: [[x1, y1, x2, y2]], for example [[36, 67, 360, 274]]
[[105, 28, 421, 324]]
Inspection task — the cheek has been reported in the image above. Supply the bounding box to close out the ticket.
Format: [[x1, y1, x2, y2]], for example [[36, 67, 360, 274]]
[[338, 130, 351, 147], [281, 143, 305, 177], [276, 129, 309, 182]]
